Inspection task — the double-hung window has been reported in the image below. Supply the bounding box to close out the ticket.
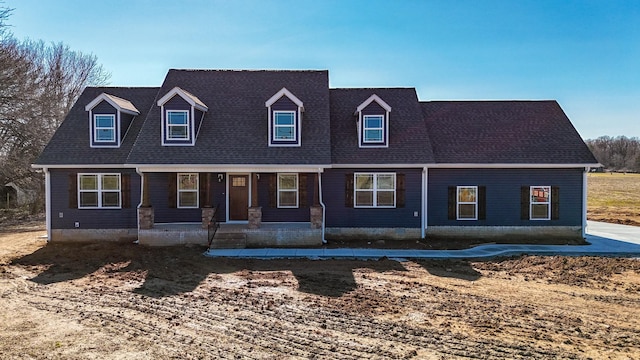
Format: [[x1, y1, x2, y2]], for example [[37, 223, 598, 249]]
[[78, 173, 121, 208], [457, 186, 477, 220], [354, 173, 395, 208], [363, 115, 384, 143], [273, 111, 296, 141], [94, 114, 115, 142], [278, 173, 298, 208], [166, 110, 189, 140], [530, 186, 551, 220], [177, 173, 198, 208]]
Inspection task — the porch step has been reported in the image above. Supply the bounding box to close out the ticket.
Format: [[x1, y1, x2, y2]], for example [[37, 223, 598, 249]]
[[210, 232, 247, 249]]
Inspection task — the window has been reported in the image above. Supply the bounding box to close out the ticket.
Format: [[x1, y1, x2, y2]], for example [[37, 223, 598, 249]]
[[94, 114, 115, 142], [363, 115, 384, 143], [178, 173, 198, 208], [457, 186, 477, 220], [273, 111, 296, 141], [166, 110, 189, 140], [78, 173, 121, 208], [354, 173, 395, 208], [530, 186, 551, 220], [278, 173, 298, 208]]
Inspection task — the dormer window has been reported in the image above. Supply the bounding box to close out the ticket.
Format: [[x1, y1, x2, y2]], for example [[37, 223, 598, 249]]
[[355, 94, 391, 148], [265, 87, 304, 147], [157, 87, 208, 146], [85, 93, 140, 148]]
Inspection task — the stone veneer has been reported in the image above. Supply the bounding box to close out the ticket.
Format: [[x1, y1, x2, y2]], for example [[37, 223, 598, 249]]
[[310, 206, 323, 229], [138, 207, 154, 230], [248, 207, 262, 229]]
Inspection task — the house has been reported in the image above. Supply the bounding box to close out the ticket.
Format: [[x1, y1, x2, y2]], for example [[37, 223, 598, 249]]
[[33, 69, 599, 247]]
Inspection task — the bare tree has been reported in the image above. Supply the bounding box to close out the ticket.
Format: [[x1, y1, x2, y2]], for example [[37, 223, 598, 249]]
[[586, 136, 640, 172]]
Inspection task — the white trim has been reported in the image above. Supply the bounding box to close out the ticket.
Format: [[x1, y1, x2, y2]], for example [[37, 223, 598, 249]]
[[93, 114, 116, 143], [355, 94, 392, 113], [582, 168, 589, 237], [272, 111, 297, 142], [157, 87, 208, 111], [77, 173, 122, 209], [354, 172, 396, 208], [456, 186, 478, 220], [85, 93, 140, 115], [177, 173, 199, 208], [131, 165, 330, 173], [429, 163, 601, 169], [529, 185, 551, 220], [318, 169, 327, 244], [277, 173, 299, 208], [265, 87, 304, 109], [44, 168, 51, 242], [422, 167, 427, 238], [362, 114, 385, 143], [165, 110, 190, 141]]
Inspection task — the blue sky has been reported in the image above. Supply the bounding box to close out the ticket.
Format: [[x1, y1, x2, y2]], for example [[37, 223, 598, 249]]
[[6, 0, 639, 139]]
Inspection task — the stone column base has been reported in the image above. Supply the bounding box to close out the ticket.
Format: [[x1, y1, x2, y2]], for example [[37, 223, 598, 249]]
[[202, 207, 216, 229], [310, 206, 323, 229], [248, 206, 262, 229], [138, 207, 154, 230]]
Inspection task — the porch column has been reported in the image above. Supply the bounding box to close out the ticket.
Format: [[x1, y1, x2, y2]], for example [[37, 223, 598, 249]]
[[201, 173, 214, 229], [310, 173, 323, 229], [248, 173, 262, 229], [138, 172, 154, 230]]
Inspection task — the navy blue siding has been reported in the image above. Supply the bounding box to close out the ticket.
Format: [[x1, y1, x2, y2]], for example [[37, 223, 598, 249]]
[[323, 168, 422, 228], [194, 108, 204, 138], [91, 100, 118, 146], [270, 96, 300, 145], [258, 173, 312, 222], [362, 102, 386, 115], [148, 173, 227, 223], [120, 113, 134, 141], [50, 168, 139, 229], [427, 168, 584, 226]]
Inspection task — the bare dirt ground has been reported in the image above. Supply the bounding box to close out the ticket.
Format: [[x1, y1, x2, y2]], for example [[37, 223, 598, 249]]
[[1, 222, 640, 359]]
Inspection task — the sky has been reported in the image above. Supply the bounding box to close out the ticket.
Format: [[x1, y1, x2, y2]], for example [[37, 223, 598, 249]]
[[5, 0, 639, 139]]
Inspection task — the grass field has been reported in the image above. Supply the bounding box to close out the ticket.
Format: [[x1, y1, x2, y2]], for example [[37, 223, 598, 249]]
[[588, 172, 640, 226]]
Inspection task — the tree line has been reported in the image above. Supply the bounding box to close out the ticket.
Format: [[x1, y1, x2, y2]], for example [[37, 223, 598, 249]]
[[1, 5, 109, 211], [585, 136, 640, 172]]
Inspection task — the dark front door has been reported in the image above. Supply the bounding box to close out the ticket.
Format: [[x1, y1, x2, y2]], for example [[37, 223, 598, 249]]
[[229, 175, 249, 221]]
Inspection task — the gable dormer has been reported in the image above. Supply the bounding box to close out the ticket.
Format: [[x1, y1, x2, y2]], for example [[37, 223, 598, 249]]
[[265, 87, 304, 147], [157, 87, 208, 146], [85, 93, 140, 148], [355, 94, 391, 148]]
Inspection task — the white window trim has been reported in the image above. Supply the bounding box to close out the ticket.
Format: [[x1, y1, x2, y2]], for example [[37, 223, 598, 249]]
[[177, 173, 199, 209], [277, 173, 299, 208], [165, 110, 191, 141], [456, 186, 478, 220], [530, 185, 551, 220], [78, 173, 121, 209], [362, 114, 385, 143], [354, 172, 396, 208], [93, 114, 116, 143], [272, 111, 297, 142]]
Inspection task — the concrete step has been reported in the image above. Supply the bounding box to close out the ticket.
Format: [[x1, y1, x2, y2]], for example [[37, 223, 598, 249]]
[[210, 232, 247, 249]]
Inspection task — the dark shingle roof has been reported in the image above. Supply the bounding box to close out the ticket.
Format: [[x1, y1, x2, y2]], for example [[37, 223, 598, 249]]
[[421, 101, 598, 164], [34, 87, 159, 165], [126, 69, 332, 165], [330, 88, 435, 164]]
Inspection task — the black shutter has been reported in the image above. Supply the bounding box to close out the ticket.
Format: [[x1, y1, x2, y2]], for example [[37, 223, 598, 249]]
[[447, 186, 456, 220], [345, 173, 354, 208], [299, 174, 308, 208], [551, 186, 560, 220], [68, 173, 78, 209], [520, 186, 529, 220], [121, 174, 131, 208], [478, 186, 486, 220], [268, 174, 276, 208], [168, 173, 177, 208], [396, 173, 405, 208]]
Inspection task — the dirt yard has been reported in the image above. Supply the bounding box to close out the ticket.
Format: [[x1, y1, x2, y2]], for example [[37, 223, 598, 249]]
[[1, 222, 639, 359]]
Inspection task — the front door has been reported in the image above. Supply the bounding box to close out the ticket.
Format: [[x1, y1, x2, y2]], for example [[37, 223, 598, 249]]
[[229, 174, 249, 221]]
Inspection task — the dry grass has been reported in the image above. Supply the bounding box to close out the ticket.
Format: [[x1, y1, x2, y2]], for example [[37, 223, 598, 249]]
[[588, 172, 640, 226]]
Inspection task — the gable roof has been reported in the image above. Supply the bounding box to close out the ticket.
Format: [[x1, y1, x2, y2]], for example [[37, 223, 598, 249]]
[[85, 93, 140, 115], [421, 100, 598, 164], [330, 88, 434, 164], [157, 86, 208, 111], [265, 87, 304, 109], [127, 69, 331, 165], [355, 94, 392, 114], [34, 87, 159, 165]]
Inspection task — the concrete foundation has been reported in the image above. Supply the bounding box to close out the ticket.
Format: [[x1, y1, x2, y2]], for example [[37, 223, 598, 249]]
[[325, 227, 422, 241], [49, 229, 138, 242], [426, 226, 583, 241]]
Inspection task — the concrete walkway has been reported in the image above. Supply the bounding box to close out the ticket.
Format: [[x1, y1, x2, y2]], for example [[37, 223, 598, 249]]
[[205, 221, 640, 260]]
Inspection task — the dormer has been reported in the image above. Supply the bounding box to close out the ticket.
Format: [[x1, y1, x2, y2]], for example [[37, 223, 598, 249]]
[[157, 87, 208, 146], [265, 87, 304, 147], [85, 93, 140, 148], [355, 94, 391, 148]]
